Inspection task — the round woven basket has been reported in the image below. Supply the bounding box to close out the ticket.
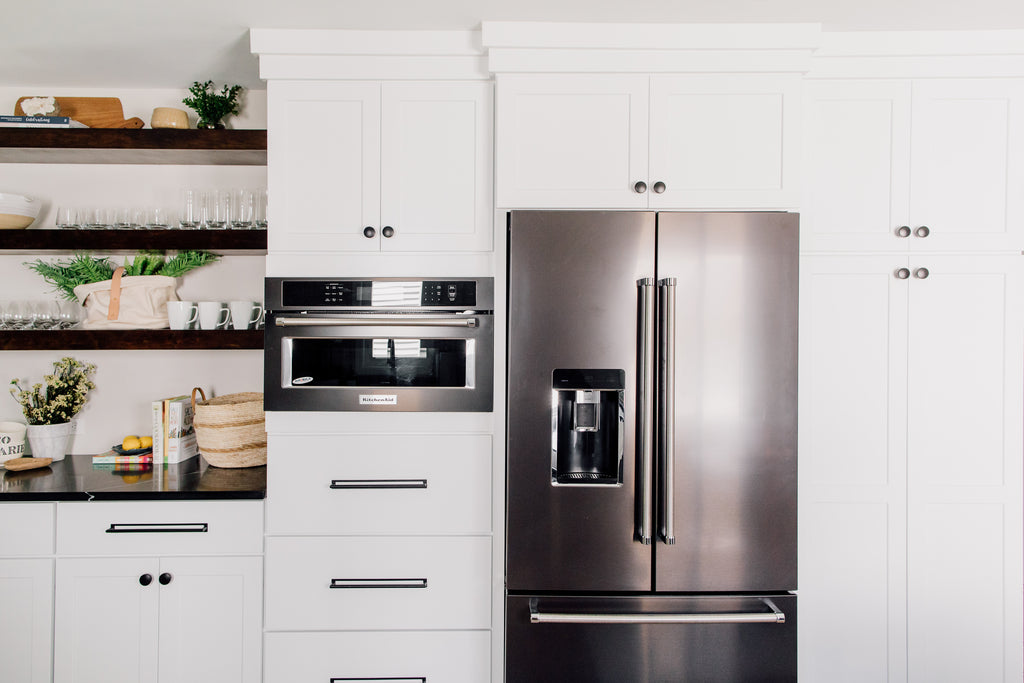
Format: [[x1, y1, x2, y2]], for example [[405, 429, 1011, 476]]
[[190, 388, 266, 468]]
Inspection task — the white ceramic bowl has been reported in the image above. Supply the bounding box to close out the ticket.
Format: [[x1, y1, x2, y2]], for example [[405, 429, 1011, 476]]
[[0, 193, 40, 229]]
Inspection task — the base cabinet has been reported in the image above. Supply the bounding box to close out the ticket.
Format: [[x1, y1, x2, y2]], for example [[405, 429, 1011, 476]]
[[0, 558, 54, 683], [265, 631, 491, 682]]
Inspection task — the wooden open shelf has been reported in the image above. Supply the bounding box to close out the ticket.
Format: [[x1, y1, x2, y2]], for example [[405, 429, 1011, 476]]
[[0, 329, 264, 351], [0, 228, 267, 253], [0, 129, 267, 165]]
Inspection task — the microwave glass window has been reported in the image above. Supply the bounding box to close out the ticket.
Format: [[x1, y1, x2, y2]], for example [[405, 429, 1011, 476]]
[[288, 338, 472, 387]]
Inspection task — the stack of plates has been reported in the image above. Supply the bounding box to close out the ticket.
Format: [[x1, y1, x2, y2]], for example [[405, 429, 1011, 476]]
[[0, 193, 41, 229]]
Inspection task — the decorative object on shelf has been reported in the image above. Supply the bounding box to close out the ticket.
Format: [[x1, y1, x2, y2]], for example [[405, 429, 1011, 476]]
[[10, 356, 96, 462], [182, 80, 243, 130], [150, 107, 189, 129], [15, 96, 144, 128], [0, 192, 41, 229], [18, 96, 60, 117], [190, 387, 266, 468], [24, 251, 221, 329], [0, 420, 27, 464]]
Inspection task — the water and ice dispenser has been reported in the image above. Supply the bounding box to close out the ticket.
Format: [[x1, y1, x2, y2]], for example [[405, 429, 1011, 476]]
[[551, 369, 624, 485]]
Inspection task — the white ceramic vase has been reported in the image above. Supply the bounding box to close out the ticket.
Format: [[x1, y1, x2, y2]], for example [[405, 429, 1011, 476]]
[[26, 422, 73, 462]]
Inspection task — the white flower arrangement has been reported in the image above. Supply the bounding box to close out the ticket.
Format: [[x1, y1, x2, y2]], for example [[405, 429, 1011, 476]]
[[21, 96, 60, 117], [10, 356, 96, 426]]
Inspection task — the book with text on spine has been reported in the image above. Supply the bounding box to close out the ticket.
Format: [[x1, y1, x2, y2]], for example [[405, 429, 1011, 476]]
[[165, 395, 198, 464], [0, 115, 72, 128]]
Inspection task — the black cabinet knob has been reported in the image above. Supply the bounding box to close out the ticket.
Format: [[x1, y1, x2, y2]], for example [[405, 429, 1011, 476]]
[[913, 267, 930, 279], [894, 268, 911, 280], [915, 225, 931, 238], [363, 226, 376, 238], [633, 181, 647, 194], [139, 573, 153, 586], [159, 572, 173, 585], [382, 226, 395, 238], [652, 181, 667, 194], [895, 225, 911, 238]]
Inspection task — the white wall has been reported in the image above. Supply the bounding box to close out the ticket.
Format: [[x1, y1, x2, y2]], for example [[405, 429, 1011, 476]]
[[0, 88, 268, 453]]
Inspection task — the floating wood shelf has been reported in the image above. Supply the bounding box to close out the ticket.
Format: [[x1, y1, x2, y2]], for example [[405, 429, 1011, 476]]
[[0, 228, 267, 253], [0, 329, 264, 351], [0, 129, 267, 165]]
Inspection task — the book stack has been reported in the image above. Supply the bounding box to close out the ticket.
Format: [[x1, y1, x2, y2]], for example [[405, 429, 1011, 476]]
[[151, 395, 199, 464], [0, 115, 73, 128]]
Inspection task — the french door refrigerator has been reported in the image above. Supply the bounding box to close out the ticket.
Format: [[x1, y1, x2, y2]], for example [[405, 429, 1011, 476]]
[[506, 210, 798, 682]]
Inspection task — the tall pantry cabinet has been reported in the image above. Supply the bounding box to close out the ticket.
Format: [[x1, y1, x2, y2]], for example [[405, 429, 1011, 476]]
[[799, 34, 1024, 682]]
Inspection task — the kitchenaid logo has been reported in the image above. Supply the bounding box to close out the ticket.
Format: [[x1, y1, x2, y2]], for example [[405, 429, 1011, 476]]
[[360, 394, 398, 405]]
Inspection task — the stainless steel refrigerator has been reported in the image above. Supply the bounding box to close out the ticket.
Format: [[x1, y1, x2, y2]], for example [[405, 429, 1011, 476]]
[[506, 211, 798, 682]]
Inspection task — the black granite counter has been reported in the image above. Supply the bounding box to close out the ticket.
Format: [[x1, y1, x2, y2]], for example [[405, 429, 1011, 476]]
[[0, 454, 266, 501]]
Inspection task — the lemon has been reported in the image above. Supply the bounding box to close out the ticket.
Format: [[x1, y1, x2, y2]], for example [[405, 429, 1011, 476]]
[[122, 435, 142, 451], [139, 436, 153, 449]]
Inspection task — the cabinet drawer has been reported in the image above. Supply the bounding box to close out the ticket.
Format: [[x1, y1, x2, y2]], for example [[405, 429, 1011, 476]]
[[265, 630, 490, 683], [56, 500, 263, 556], [267, 433, 492, 535], [0, 503, 54, 556], [265, 535, 490, 630]]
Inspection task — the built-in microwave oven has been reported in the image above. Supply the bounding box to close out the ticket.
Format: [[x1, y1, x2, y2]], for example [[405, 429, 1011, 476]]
[[264, 277, 493, 412]]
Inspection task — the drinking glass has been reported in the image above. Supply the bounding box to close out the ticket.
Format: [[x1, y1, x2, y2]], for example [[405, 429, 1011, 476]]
[[146, 206, 171, 229], [113, 206, 136, 230], [230, 189, 253, 229], [254, 187, 268, 229], [6, 301, 27, 329], [179, 189, 200, 229], [55, 206, 77, 229], [57, 300, 82, 329], [203, 190, 229, 229]]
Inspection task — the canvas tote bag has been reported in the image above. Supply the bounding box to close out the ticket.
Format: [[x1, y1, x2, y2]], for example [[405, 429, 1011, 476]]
[[73, 266, 179, 329]]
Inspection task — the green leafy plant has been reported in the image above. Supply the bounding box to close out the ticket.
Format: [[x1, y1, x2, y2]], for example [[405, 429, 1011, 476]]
[[182, 80, 243, 128], [10, 356, 96, 425], [25, 251, 221, 302]]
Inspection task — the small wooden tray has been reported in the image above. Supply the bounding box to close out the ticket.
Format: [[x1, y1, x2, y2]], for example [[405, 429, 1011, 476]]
[[3, 457, 52, 471], [15, 97, 144, 129]]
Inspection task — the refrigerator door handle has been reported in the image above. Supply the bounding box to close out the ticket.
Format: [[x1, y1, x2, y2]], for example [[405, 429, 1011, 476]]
[[658, 277, 677, 545], [529, 597, 786, 624], [636, 278, 656, 545]]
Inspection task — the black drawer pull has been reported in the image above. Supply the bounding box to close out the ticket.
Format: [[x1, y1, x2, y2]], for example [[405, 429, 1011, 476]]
[[330, 479, 427, 490], [106, 523, 209, 534], [330, 678, 426, 682], [329, 578, 428, 590]]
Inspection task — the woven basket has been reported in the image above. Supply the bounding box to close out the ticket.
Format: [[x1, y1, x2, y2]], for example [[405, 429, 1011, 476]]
[[190, 388, 266, 468]]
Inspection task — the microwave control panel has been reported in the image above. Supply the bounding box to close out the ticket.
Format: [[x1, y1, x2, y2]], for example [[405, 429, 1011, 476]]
[[280, 279, 478, 308]]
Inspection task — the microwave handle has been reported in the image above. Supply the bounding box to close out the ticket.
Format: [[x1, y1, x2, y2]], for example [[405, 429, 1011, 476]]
[[275, 316, 477, 328]]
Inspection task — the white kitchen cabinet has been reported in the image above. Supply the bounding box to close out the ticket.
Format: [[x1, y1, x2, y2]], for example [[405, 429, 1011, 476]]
[[0, 503, 55, 683], [52, 501, 264, 683], [799, 254, 1024, 682], [267, 80, 493, 253], [802, 79, 1024, 253], [495, 73, 801, 209], [265, 631, 491, 683]]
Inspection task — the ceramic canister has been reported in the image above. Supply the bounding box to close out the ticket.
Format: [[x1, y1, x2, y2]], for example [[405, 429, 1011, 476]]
[[0, 421, 27, 464]]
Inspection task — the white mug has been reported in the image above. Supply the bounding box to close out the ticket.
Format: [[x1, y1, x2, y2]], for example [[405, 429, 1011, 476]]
[[228, 300, 263, 330], [0, 420, 26, 464], [197, 301, 229, 330], [167, 301, 198, 330]]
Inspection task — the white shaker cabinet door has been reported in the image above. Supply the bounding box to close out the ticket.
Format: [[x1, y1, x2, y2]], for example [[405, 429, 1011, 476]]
[[495, 73, 650, 209], [909, 80, 1024, 253], [267, 80, 381, 253], [55, 557, 160, 683], [905, 255, 1024, 683], [648, 74, 801, 210], [798, 254, 910, 683], [0, 559, 53, 683], [801, 80, 913, 252], [380, 81, 493, 252], [157, 556, 263, 683]]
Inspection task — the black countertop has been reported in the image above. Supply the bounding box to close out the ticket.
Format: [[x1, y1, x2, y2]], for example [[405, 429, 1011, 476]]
[[0, 454, 266, 501]]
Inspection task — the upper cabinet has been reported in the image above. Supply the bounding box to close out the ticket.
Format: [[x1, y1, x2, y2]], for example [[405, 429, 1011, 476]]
[[266, 80, 492, 253], [495, 73, 801, 210], [483, 22, 820, 211], [252, 29, 494, 256]]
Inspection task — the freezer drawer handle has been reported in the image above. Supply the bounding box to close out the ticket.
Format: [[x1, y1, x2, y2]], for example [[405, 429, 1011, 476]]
[[529, 597, 785, 625], [330, 578, 428, 590], [106, 523, 209, 534], [275, 316, 477, 328], [330, 678, 426, 682], [330, 479, 428, 490]]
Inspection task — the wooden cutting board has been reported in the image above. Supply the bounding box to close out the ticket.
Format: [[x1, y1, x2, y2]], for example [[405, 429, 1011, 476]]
[[15, 96, 144, 129]]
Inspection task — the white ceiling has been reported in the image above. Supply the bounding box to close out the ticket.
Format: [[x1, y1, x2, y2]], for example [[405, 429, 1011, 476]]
[[6, 0, 1024, 90]]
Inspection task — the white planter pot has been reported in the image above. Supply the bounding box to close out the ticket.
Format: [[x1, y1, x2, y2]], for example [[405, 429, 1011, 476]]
[[26, 422, 73, 462]]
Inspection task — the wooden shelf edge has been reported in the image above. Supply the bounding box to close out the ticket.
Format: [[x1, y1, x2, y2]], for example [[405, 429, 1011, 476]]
[[0, 228, 267, 252], [0, 329, 264, 351], [0, 129, 267, 165]]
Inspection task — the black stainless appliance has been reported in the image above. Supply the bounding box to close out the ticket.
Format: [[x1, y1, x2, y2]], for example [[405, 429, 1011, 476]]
[[506, 211, 798, 682], [265, 277, 493, 412]]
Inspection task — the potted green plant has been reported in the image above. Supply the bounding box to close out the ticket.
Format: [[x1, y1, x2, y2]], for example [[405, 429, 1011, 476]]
[[10, 356, 97, 462], [182, 80, 244, 129]]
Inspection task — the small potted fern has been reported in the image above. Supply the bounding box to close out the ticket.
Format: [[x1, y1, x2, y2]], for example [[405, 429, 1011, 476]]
[[182, 80, 243, 129], [25, 251, 220, 329]]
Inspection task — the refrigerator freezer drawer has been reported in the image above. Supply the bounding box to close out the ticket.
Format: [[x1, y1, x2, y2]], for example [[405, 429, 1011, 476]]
[[506, 593, 796, 683]]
